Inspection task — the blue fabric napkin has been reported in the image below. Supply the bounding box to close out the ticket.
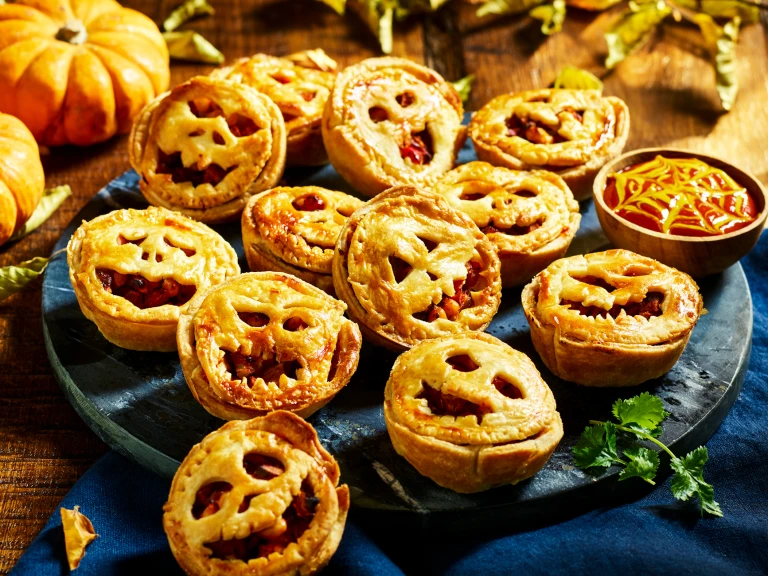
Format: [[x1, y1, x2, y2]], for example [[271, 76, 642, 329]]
[[12, 236, 768, 575]]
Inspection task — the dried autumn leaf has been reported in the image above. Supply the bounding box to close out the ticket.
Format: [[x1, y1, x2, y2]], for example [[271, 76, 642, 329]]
[[695, 14, 740, 111], [604, 0, 671, 69], [566, 0, 623, 11], [286, 48, 338, 72], [316, 0, 347, 14], [451, 75, 475, 103], [9, 185, 72, 242], [61, 506, 98, 571], [163, 0, 215, 32], [474, 0, 546, 17], [553, 65, 604, 91], [0, 256, 50, 302], [347, 0, 396, 54], [163, 31, 225, 64], [675, 0, 758, 24], [530, 0, 566, 35]]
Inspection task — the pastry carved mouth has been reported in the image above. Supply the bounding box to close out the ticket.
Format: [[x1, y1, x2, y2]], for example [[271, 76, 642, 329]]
[[400, 129, 433, 165], [417, 376, 522, 424], [506, 115, 566, 145], [414, 261, 483, 322], [222, 350, 300, 386], [203, 482, 318, 561], [156, 150, 236, 187], [96, 269, 196, 308], [481, 220, 543, 236], [562, 292, 664, 320]]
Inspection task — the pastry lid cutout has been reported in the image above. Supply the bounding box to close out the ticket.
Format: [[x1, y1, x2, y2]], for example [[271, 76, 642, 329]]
[[332, 186, 501, 351], [163, 411, 349, 576]]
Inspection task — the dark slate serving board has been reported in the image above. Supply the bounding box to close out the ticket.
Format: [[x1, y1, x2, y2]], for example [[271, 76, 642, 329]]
[[42, 136, 751, 521]]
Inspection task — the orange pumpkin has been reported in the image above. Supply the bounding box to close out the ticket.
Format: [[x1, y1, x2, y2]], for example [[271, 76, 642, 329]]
[[0, 0, 170, 147], [0, 113, 45, 245]]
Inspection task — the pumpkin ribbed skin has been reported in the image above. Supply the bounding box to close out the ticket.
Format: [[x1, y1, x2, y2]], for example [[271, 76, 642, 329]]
[[0, 0, 170, 147], [0, 113, 45, 245]]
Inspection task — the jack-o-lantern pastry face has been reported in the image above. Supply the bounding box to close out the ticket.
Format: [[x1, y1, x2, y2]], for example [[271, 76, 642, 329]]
[[242, 186, 364, 296], [211, 50, 337, 166], [384, 332, 564, 493], [332, 186, 501, 351], [521, 249, 703, 387], [163, 411, 349, 576], [322, 57, 466, 197], [469, 89, 630, 200], [130, 76, 286, 223], [67, 206, 239, 352], [435, 162, 581, 287], [177, 272, 362, 420]]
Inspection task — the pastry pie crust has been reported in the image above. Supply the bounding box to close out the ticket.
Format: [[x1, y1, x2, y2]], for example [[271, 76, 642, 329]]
[[163, 411, 349, 576], [211, 50, 337, 166], [435, 161, 581, 287], [130, 76, 286, 223], [469, 89, 630, 201], [322, 57, 466, 197], [521, 249, 703, 387], [384, 332, 563, 493], [241, 186, 364, 295], [67, 206, 239, 352], [177, 272, 362, 420], [332, 186, 501, 351]]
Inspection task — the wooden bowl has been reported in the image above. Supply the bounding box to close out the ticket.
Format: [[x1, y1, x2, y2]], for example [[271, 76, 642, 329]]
[[593, 148, 767, 278]]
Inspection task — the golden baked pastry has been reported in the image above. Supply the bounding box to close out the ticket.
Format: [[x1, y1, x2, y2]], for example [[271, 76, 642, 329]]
[[242, 186, 364, 295], [469, 89, 630, 200], [521, 249, 703, 387], [163, 411, 349, 576], [211, 50, 337, 166], [177, 272, 362, 420], [435, 161, 581, 288], [130, 76, 286, 223], [322, 57, 466, 197], [67, 206, 239, 352], [332, 186, 501, 351], [384, 332, 563, 493]]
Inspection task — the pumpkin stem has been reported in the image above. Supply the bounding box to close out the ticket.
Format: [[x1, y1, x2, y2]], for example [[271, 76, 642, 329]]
[[56, 20, 88, 45]]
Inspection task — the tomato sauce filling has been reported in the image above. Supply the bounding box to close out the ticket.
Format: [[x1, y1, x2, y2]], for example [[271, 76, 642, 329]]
[[400, 129, 433, 165], [414, 261, 482, 322], [204, 481, 319, 562], [96, 269, 196, 308], [562, 292, 664, 320], [292, 194, 326, 211]]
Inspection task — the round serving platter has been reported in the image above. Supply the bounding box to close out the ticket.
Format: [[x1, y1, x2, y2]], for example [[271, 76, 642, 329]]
[[42, 136, 752, 520]]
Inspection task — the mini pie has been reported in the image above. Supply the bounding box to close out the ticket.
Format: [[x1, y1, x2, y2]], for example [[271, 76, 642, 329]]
[[211, 50, 337, 166], [163, 411, 349, 576], [242, 186, 364, 295], [521, 249, 703, 387], [435, 161, 581, 288], [332, 186, 501, 351], [384, 332, 564, 493], [130, 75, 286, 223], [177, 272, 362, 420], [469, 89, 630, 201], [322, 57, 466, 197], [67, 206, 239, 352]]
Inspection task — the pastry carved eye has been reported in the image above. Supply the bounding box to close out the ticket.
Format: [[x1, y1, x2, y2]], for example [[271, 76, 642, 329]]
[[118, 234, 146, 246], [283, 317, 308, 332], [369, 107, 388, 123], [243, 453, 285, 480], [388, 256, 412, 283], [237, 311, 270, 327], [188, 98, 224, 118], [192, 482, 232, 519], [446, 354, 479, 372], [417, 237, 438, 252], [492, 376, 523, 399], [292, 194, 326, 211], [569, 275, 616, 292], [396, 92, 415, 107], [164, 237, 196, 257], [226, 114, 260, 137]]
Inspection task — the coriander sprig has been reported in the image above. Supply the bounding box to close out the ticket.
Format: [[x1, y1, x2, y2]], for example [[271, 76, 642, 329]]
[[573, 392, 722, 517]]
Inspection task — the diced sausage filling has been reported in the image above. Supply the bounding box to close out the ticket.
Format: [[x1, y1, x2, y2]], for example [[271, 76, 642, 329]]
[[506, 115, 566, 145], [414, 261, 482, 322], [193, 482, 232, 519], [96, 269, 196, 308]]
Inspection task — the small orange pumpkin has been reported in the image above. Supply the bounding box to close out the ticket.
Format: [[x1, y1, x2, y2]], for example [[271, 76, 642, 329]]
[[0, 0, 170, 147], [0, 113, 45, 245]]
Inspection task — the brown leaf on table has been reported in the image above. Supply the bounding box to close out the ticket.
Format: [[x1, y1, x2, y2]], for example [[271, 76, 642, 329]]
[[61, 506, 98, 570], [286, 48, 338, 72]]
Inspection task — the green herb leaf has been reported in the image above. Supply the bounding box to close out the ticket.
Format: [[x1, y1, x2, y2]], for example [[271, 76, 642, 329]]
[[316, 0, 347, 15], [573, 422, 619, 469], [163, 31, 224, 64], [674, 0, 758, 24], [696, 14, 740, 111], [348, 0, 395, 54], [530, 0, 566, 35], [0, 256, 50, 302], [619, 446, 660, 483], [612, 391, 668, 434], [9, 185, 72, 242], [163, 0, 215, 32], [553, 65, 604, 91], [475, 0, 546, 18], [670, 446, 722, 516], [451, 75, 475, 103], [604, 0, 671, 69]]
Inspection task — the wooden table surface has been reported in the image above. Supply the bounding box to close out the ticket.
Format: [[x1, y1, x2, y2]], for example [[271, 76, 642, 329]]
[[0, 0, 766, 571]]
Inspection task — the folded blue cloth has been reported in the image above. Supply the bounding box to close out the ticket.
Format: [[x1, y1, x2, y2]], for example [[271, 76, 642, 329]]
[[12, 237, 768, 576]]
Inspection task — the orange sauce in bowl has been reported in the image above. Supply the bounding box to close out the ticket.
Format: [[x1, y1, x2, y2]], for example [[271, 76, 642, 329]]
[[603, 155, 758, 237]]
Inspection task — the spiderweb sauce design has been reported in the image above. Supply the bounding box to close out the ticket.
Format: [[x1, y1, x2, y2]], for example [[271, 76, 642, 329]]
[[603, 155, 758, 237]]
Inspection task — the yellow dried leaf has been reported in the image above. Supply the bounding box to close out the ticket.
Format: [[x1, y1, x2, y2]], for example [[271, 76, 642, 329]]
[[163, 31, 224, 64], [695, 14, 740, 111], [566, 0, 622, 11], [553, 65, 604, 91], [347, 0, 395, 54], [316, 0, 346, 14], [61, 506, 97, 570], [604, 0, 671, 69], [530, 0, 566, 35], [675, 0, 758, 24], [163, 0, 215, 32], [474, 0, 546, 17], [451, 75, 475, 103], [286, 48, 338, 72]]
